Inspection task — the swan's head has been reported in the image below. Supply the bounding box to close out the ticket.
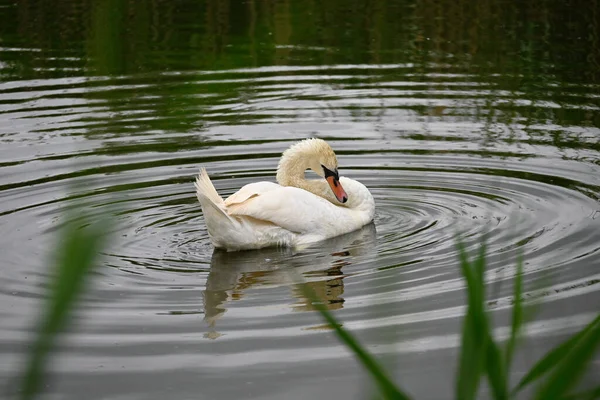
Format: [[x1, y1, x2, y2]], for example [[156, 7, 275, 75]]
[[279, 138, 348, 203]]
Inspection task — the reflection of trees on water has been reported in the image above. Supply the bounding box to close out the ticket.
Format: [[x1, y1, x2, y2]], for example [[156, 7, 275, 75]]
[[202, 223, 376, 336], [4, 0, 597, 74], [5, 0, 598, 83], [1, 0, 597, 145]]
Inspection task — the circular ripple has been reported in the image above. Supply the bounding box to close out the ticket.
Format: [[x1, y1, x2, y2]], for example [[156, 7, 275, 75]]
[[1, 65, 599, 398]]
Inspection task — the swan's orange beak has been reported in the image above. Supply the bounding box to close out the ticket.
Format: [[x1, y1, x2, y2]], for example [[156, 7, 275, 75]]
[[326, 176, 348, 203]]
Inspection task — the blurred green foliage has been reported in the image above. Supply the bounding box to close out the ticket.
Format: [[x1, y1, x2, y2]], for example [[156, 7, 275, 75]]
[[18, 209, 110, 400], [303, 240, 600, 400]]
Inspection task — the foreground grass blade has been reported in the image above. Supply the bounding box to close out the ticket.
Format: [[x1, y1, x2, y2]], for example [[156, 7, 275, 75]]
[[455, 240, 488, 400], [562, 386, 600, 400], [299, 283, 411, 400], [513, 314, 600, 394], [472, 239, 509, 400], [534, 315, 600, 400], [505, 252, 524, 374], [485, 337, 507, 400], [19, 212, 108, 400]]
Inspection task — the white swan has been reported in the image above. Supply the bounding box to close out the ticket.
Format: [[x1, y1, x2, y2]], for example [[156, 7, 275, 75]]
[[194, 138, 375, 251]]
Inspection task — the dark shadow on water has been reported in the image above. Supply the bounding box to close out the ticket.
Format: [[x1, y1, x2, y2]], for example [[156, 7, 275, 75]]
[[202, 223, 377, 332]]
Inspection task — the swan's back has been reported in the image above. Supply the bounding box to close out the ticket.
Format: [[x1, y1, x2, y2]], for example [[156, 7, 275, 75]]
[[195, 170, 374, 251]]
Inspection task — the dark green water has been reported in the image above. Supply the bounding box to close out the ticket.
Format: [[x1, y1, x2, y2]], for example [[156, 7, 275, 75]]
[[1, 0, 599, 399]]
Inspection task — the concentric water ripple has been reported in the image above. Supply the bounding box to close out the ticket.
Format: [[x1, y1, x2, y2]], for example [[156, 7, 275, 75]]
[[1, 54, 599, 400]]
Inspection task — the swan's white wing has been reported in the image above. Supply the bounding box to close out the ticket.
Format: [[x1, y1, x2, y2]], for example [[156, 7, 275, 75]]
[[224, 181, 281, 206], [227, 186, 342, 234]]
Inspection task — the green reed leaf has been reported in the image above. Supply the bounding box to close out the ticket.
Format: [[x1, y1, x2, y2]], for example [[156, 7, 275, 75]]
[[513, 314, 600, 394], [299, 283, 411, 400], [485, 336, 508, 400], [505, 251, 524, 373], [534, 315, 600, 400], [455, 240, 488, 400], [19, 212, 109, 400], [474, 240, 487, 287], [561, 385, 600, 400]]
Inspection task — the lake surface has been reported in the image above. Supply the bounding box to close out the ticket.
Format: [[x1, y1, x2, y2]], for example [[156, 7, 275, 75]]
[[1, 0, 599, 399]]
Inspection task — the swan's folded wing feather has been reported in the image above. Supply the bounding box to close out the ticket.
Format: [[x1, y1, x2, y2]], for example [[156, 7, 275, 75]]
[[227, 186, 337, 233], [224, 181, 281, 206]]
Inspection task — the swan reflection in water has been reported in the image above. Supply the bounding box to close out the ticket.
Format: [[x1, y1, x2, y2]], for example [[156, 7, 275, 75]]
[[202, 223, 377, 333]]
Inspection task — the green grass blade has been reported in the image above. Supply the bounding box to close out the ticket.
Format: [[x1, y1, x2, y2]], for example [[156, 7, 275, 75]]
[[505, 251, 524, 372], [473, 239, 487, 285], [456, 308, 484, 400], [19, 213, 109, 400], [485, 336, 508, 400], [299, 283, 411, 400], [455, 239, 488, 400], [534, 315, 600, 400], [561, 386, 600, 400], [513, 314, 600, 394], [471, 239, 509, 400]]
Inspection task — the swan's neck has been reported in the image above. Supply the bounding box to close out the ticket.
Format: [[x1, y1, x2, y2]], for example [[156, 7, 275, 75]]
[[276, 150, 339, 203], [276, 151, 308, 188]]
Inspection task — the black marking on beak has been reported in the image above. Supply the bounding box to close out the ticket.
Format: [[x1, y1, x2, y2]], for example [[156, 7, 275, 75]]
[[322, 165, 339, 181]]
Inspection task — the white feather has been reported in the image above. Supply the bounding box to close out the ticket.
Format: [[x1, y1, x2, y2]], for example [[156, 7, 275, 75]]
[[194, 139, 375, 251]]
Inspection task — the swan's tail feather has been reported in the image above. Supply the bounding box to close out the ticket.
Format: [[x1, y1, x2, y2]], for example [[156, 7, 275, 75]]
[[195, 168, 250, 249], [195, 168, 228, 219]]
